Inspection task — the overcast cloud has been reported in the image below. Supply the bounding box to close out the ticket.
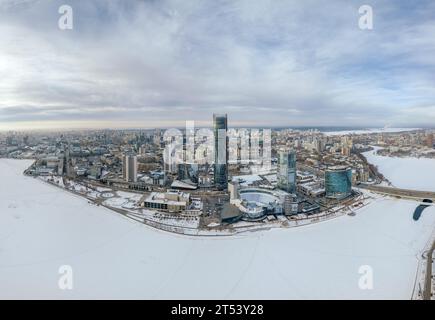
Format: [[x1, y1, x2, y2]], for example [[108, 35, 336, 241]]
[[1, 0, 435, 129]]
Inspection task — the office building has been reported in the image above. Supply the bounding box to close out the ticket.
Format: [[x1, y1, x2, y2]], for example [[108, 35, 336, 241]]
[[177, 163, 198, 183], [277, 149, 297, 193], [283, 194, 299, 215], [123, 154, 137, 182], [228, 181, 239, 201], [426, 133, 434, 148], [213, 113, 228, 190], [142, 190, 190, 213], [325, 166, 352, 199]]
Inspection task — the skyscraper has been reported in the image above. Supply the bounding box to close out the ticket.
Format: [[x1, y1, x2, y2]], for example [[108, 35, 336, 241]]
[[123, 154, 137, 182], [277, 149, 297, 194], [426, 133, 434, 148], [177, 163, 198, 183], [213, 114, 228, 190], [325, 166, 352, 199]]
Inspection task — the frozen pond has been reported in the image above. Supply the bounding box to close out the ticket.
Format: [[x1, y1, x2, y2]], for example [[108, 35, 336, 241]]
[[1, 159, 435, 299], [323, 128, 419, 136]]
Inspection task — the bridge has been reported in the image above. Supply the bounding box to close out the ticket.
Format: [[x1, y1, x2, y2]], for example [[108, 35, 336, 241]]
[[359, 184, 435, 202]]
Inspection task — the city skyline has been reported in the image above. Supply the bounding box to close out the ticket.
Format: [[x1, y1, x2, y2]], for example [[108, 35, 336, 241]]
[[3, 0, 435, 303], [1, 0, 435, 130]]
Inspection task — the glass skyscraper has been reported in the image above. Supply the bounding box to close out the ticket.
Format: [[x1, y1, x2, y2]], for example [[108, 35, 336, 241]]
[[277, 150, 297, 194], [213, 114, 228, 190], [325, 166, 352, 199], [122, 154, 137, 183]]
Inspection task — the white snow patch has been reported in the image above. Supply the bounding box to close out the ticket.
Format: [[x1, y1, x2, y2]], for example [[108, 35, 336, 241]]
[[323, 128, 420, 136], [232, 175, 262, 186], [363, 147, 435, 192]]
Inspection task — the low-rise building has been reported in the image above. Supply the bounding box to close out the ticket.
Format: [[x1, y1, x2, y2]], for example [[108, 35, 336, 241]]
[[142, 190, 191, 213]]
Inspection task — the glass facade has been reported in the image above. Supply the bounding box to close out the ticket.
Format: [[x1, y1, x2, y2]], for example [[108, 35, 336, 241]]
[[213, 114, 228, 190], [177, 163, 198, 183], [325, 167, 352, 199], [277, 150, 296, 193]]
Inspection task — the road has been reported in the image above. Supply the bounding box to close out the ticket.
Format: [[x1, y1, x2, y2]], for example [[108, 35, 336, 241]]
[[359, 184, 435, 201], [423, 242, 435, 300]]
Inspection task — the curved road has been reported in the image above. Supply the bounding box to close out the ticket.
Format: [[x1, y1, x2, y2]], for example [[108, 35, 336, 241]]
[[423, 243, 435, 300], [359, 184, 435, 201]]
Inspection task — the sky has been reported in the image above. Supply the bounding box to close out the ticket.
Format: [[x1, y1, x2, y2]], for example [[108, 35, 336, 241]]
[[0, 0, 435, 130]]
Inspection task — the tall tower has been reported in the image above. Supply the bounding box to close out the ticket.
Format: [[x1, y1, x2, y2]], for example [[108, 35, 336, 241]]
[[277, 149, 296, 194], [123, 154, 137, 183], [426, 133, 434, 148], [213, 114, 228, 190]]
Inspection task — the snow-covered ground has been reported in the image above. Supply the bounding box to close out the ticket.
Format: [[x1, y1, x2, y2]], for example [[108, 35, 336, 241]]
[[363, 147, 435, 191], [1, 159, 435, 299]]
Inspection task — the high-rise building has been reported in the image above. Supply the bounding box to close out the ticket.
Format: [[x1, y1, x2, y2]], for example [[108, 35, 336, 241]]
[[228, 181, 239, 201], [342, 146, 351, 157], [138, 145, 146, 155], [325, 166, 352, 199], [123, 154, 137, 182], [177, 163, 198, 183], [153, 130, 162, 146], [277, 149, 297, 194], [294, 139, 301, 149], [283, 194, 299, 215], [213, 114, 228, 190], [426, 133, 434, 148]]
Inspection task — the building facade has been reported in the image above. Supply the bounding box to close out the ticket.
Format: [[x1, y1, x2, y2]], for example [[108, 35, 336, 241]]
[[283, 194, 299, 215], [142, 190, 190, 213], [123, 154, 137, 182], [177, 163, 198, 183], [325, 166, 352, 199], [213, 113, 228, 190], [426, 133, 434, 148], [277, 150, 297, 194]]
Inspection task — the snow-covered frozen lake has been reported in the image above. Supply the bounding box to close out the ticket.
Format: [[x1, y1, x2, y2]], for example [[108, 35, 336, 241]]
[[1, 159, 435, 299], [363, 147, 435, 192], [322, 128, 420, 136]]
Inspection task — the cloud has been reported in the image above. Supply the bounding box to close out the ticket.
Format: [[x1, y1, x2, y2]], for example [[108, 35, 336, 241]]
[[0, 0, 435, 129]]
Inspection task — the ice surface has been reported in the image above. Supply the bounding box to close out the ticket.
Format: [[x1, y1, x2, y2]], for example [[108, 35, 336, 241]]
[[1, 159, 435, 299], [323, 128, 420, 136], [363, 148, 435, 192]]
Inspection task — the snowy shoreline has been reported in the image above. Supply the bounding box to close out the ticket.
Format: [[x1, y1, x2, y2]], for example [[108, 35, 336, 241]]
[[362, 147, 435, 192], [322, 128, 421, 136], [37, 171, 369, 237]]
